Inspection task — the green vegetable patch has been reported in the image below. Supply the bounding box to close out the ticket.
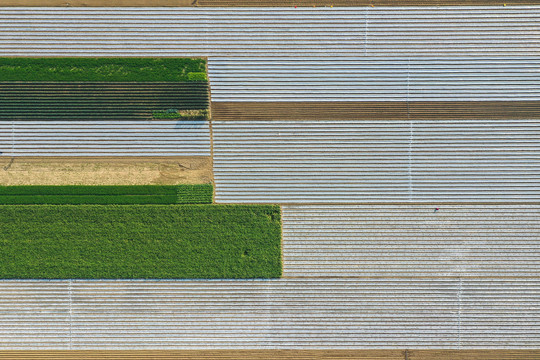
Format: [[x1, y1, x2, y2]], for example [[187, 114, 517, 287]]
[[0, 205, 281, 279]]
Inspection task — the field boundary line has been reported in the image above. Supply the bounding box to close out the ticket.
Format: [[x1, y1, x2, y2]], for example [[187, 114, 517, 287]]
[[68, 279, 73, 350]]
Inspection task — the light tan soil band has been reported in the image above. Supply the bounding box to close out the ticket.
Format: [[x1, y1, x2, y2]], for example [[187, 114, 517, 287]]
[[211, 101, 540, 121], [0, 156, 213, 186], [0, 350, 539, 359]]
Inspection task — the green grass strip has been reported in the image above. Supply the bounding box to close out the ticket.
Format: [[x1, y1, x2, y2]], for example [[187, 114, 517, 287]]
[[0, 195, 178, 205], [0, 205, 281, 279], [177, 184, 213, 204], [0, 58, 206, 82], [0, 185, 177, 196], [0, 185, 213, 204]]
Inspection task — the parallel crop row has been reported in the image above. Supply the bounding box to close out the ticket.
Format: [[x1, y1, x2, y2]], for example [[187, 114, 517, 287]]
[[0, 205, 282, 279], [177, 184, 213, 204], [0, 82, 209, 121], [0, 185, 213, 205], [0, 57, 206, 82]]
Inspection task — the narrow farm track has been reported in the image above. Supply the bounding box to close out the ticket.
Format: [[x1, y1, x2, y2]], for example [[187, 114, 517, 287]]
[[1, 7, 540, 57], [0, 279, 537, 349], [0, 121, 211, 156], [212, 120, 540, 203], [0, 83, 209, 121], [211, 101, 540, 121], [282, 205, 540, 277]]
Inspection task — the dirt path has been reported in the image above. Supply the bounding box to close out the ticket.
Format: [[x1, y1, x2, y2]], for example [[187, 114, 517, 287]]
[[0, 156, 212, 185], [212, 101, 540, 121]]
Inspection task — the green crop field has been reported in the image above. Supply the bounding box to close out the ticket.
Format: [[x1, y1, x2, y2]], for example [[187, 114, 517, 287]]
[[176, 184, 213, 204], [0, 82, 209, 120], [0, 205, 281, 279], [0, 184, 213, 205], [0, 58, 206, 82]]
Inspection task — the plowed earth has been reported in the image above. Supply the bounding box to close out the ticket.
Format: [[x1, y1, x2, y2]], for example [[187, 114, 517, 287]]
[[0, 156, 213, 185]]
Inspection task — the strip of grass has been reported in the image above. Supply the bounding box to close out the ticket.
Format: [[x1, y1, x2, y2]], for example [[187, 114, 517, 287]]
[[0, 58, 206, 82], [0, 205, 281, 279], [0, 185, 178, 195], [0, 185, 213, 204]]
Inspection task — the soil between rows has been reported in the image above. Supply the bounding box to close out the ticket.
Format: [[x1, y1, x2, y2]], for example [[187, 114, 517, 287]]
[[212, 101, 540, 121], [0, 156, 213, 186], [1, 0, 536, 5]]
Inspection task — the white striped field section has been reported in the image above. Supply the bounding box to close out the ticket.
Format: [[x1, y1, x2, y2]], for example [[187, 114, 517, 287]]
[[282, 205, 540, 277], [212, 120, 540, 203], [0, 279, 537, 349], [0, 121, 210, 157], [1, 7, 540, 57], [460, 280, 540, 348], [0, 281, 70, 349], [209, 58, 540, 101], [213, 120, 410, 203], [411, 119, 540, 201]]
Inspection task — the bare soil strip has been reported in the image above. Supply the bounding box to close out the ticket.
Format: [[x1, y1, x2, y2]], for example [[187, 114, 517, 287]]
[[410, 350, 540, 360], [1, 0, 536, 5], [212, 101, 540, 121], [0, 350, 538, 359], [0, 156, 212, 185]]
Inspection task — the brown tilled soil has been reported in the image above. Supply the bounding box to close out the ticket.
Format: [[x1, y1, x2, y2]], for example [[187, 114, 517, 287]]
[[0, 350, 539, 359], [1, 0, 537, 5], [212, 101, 409, 121], [212, 101, 540, 121], [409, 350, 540, 360], [0, 156, 213, 186], [0, 0, 191, 5]]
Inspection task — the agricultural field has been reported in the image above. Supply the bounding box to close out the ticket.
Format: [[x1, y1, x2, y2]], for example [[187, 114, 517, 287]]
[[0, 156, 213, 186], [0, 205, 281, 279], [0, 58, 206, 82], [0, 58, 209, 121], [0, 184, 213, 205]]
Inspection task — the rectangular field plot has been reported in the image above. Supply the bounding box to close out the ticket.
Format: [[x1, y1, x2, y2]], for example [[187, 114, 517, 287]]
[[213, 120, 410, 203], [411, 119, 540, 201], [209, 58, 540, 102], [0, 83, 209, 121], [0, 184, 213, 205], [0, 205, 281, 279], [0, 58, 206, 82], [282, 205, 540, 277], [0, 279, 537, 349], [212, 119, 540, 203], [0, 58, 209, 121], [1, 8, 540, 57], [0, 121, 210, 156]]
